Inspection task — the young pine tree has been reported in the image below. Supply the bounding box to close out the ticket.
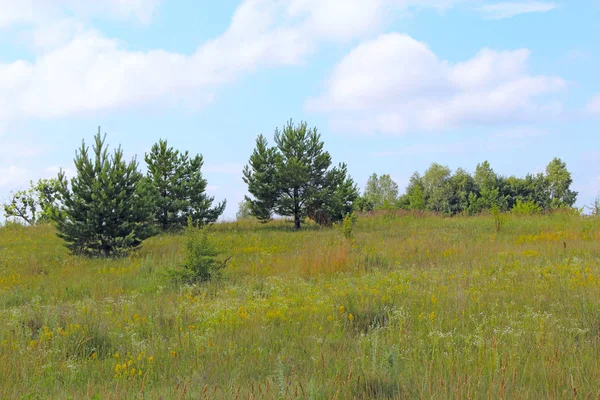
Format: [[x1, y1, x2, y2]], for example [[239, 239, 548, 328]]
[[52, 128, 154, 257], [145, 139, 225, 231]]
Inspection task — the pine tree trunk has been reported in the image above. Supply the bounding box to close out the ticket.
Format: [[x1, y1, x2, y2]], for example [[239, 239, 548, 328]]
[[293, 187, 300, 230]]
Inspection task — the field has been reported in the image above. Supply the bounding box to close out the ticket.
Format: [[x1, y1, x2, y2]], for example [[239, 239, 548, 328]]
[[1, 212, 600, 399]]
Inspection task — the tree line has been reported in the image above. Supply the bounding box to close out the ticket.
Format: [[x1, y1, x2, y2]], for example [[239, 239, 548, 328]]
[[356, 158, 578, 215], [2, 121, 581, 257]]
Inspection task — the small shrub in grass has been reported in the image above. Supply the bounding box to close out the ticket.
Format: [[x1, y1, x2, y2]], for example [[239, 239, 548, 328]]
[[491, 205, 506, 232], [340, 212, 357, 241], [511, 199, 542, 215], [168, 221, 230, 284]]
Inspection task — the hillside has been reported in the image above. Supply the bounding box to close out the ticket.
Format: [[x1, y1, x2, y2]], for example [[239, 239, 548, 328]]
[[1, 213, 600, 399]]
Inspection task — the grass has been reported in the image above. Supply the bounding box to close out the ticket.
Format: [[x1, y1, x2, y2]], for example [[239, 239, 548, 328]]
[[1, 212, 600, 399]]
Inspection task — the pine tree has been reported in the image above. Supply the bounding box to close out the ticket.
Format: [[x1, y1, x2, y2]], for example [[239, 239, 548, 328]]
[[243, 120, 357, 229], [145, 139, 225, 231], [323, 163, 359, 223], [52, 128, 154, 257], [242, 135, 279, 223]]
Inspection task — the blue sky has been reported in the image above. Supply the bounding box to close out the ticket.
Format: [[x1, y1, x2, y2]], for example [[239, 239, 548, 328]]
[[1, 0, 599, 219]]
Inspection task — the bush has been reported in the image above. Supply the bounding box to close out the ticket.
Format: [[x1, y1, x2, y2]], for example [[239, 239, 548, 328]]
[[511, 199, 541, 215], [168, 222, 230, 284], [491, 205, 506, 232], [341, 212, 357, 241]]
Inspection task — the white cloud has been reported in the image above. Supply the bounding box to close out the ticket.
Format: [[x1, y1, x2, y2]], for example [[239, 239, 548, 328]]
[[307, 33, 566, 135], [0, 0, 568, 124], [478, 2, 558, 19], [0, 23, 312, 121], [586, 94, 600, 115], [0, 0, 161, 28], [0, 0, 334, 122]]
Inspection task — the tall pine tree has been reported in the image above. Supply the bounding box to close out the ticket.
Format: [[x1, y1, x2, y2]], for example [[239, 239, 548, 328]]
[[52, 128, 154, 257], [243, 120, 357, 229]]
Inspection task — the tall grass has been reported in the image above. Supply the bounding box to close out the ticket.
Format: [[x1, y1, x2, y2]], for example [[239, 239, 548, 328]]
[[1, 213, 600, 398]]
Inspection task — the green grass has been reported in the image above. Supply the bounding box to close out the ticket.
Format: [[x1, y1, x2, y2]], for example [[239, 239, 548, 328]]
[[1, 212, 600, 399]]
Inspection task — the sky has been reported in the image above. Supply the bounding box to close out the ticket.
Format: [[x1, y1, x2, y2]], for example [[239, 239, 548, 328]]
[[0, 0, 599, 220]]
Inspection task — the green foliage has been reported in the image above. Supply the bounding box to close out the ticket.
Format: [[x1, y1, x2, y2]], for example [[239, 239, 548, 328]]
[[311, 162, 359, 225], [422, 163, 452, 214], [398, 158, 577, 217], [3, 178, 65, 225], [236, 199, 253, 220], [363, 174, 399, 210], [470, 161, 504, 213], [404, 172, 426, 211], [511, 199, 542, 215], [243, 119, 358, 229], [51, 127, 155, 257], [448, 168, 475, 214], [168, 221, 229, 284], [145, 139, 225, 231], [491, 205, 506, 232], [353, 196, 375, 212], [545, 157, 577, 208], [340, 212, 357, 241], [242, 135, 280, 223]]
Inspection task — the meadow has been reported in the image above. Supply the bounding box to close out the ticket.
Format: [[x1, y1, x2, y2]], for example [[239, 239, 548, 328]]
[[1, 212, 600, 399]]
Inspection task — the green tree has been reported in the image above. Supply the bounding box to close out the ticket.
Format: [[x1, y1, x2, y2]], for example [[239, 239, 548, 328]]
[[242, 135, 279, 223], [399, 172, 426, 211], [422, 163, 452, 214], [470, 161, 505, 212], [448, 168, 476, 214], [145, 139, 225, 231], [3, 178, 65, 225], [363, 173, 399, 210], [236, 199, 253, 220], [243, 120, 356, 229], [545, 157, 577, 208], [353, 195, 375, 212], [168, 221, 230, 284], [310, 162, 359, 225], [51, 128, 154, 257]]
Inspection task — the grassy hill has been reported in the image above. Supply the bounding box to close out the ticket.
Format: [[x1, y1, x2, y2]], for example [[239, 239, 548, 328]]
[[1, 212, 600, 399]]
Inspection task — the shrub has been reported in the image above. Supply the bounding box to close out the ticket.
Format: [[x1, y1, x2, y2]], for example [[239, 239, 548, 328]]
[[511, 199, 542, 215], [341, 212, 358, 241], [491, 205, 506, 232], [168, 221, 230, 284]]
